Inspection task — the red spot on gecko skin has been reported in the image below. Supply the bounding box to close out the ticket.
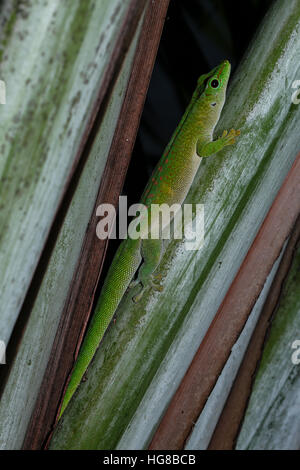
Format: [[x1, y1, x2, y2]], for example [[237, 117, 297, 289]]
[[158, 166, 162, 171], [166, 159, 169, 163]]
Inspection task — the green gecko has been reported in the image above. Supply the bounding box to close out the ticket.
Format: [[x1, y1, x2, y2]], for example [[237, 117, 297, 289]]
[[59, 59, 240, 418]]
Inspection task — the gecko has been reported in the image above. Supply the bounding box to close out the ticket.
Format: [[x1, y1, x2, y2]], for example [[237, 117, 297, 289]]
[[59, 59, 240, 417]]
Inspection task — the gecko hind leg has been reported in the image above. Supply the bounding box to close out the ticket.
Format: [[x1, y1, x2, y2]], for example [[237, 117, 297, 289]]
[[132, 238, 163, 303]]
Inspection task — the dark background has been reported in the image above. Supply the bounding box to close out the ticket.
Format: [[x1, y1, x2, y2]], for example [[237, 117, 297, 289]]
[[102, 0, 274, 279]]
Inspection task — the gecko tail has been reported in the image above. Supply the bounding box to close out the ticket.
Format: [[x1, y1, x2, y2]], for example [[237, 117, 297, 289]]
[[59, 238, 142, 418]]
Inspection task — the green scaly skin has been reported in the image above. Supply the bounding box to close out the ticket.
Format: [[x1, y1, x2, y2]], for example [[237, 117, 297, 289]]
[[59, 60, 240, 418]]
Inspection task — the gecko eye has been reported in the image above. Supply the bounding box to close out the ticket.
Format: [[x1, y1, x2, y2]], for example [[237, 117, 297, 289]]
[[210, 79, 220, 89]]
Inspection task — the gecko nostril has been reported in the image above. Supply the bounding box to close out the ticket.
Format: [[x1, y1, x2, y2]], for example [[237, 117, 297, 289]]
[[211, 102, 217, 107]]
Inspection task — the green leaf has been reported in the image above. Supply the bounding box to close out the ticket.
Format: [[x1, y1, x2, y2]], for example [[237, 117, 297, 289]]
[[184, 246, 286, 450], [0, 0, 144, 450], [0, 0, 133, 345], [237, 240, 300, 450]]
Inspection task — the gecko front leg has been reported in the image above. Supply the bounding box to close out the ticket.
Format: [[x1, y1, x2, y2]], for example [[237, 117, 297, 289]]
[[197, 129, 240, 157]]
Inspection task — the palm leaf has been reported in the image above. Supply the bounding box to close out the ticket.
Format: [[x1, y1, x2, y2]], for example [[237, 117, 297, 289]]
[[50, 0, 300, 450]]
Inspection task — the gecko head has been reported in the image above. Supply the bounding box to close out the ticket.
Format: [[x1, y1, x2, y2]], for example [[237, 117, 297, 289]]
[[204, 60, 230, 99], [203, 60, 231, 104], [192, 60, 231, 126]]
